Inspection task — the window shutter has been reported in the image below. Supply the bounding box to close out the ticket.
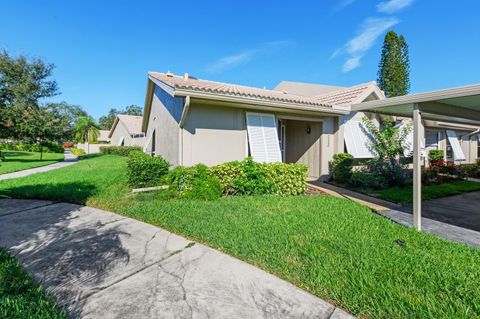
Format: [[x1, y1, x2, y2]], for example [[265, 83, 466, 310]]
[[246, 113, 281, 163], [446, 130, 466, 161], [344, 121, 376, 158]]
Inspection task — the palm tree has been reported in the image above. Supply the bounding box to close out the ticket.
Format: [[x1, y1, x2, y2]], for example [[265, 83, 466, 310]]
[[73, 116, 99, 153]]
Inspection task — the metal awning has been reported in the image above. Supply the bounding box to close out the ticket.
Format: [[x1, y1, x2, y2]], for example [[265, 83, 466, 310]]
[[352, 84, 480, 231], [353, 84, 480, 126]]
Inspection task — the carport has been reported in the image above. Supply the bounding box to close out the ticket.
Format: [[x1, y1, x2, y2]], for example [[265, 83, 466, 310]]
[[353, 84, 480, 231]]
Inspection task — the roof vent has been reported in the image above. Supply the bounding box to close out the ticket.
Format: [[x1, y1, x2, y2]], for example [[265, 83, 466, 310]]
[[282, 90, 288, 94], [166, 71, 174, 77], [183, 73, 189, 81]]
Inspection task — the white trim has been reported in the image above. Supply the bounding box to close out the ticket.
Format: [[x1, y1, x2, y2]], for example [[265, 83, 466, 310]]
[[118, 136, 125, 146]]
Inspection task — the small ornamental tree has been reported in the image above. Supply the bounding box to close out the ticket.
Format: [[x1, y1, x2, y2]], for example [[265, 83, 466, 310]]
[[362, 116, 411, 186]]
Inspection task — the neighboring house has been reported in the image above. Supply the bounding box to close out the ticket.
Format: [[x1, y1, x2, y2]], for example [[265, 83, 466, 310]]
[[98, 130, 111, 143], [109, 114, 145, 147], [141, 72, 479, 180]]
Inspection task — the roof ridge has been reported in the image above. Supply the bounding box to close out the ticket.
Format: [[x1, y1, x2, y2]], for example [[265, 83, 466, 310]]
[[313, 81, 376, 99]]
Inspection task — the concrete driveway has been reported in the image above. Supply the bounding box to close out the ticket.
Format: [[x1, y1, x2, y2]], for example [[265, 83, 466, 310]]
[[399, 191, 480, 232], [0, 199, 354, 319]]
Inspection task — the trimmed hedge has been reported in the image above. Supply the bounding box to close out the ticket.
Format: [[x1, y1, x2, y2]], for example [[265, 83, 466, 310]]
[[428, 150, 444, 163], [332, 153, 354, 184], [164, 164, 222, 200], [126, 151, 170, 187], [0, 142, 64, 153], [210, 157, 307, 196], [100, 146, 142, 156], [69, 147, 86, 157]]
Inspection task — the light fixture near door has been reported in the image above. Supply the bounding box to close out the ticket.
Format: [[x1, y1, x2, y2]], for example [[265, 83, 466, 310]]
[[306, 126, 311, 134]]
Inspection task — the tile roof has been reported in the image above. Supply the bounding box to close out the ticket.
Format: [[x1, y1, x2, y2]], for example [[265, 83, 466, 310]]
[[313, 82, 378, 106], [149, 72, 333, 108], [117, 115, 143, 134], [274, 81, 345, 97]]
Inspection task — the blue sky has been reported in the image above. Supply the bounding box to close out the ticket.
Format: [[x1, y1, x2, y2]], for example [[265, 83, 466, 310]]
[[1, 0, 479, 119]]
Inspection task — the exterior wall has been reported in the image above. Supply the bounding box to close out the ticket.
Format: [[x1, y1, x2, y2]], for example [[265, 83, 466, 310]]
[[145, 85, 184, 166], [321, 117, 335, 180], [110, 122, 133, 146], [182, 103, 247, 166], [76, 143, 108, 154]]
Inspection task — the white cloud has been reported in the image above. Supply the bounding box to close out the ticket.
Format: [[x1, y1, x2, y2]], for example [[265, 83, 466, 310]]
[[332, 0, 355, 13], [376, 0, 414, 13], [342, 56, 362, 72], [206, 41, 293, 74], [333, 17, 400, 72]]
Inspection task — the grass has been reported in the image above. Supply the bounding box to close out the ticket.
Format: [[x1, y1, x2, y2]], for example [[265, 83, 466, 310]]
[[376, 181, 480, 204], [0, 151, 64, 175], [0, 248, 66, 319], [1, 155, 480, 318]]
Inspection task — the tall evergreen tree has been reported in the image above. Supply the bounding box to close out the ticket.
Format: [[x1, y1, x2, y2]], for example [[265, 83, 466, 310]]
[[377, 31, 410, 97]]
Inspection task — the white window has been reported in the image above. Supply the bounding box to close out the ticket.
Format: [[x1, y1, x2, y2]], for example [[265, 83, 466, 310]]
[[246, 113, 282, 163], [343, 121, 376, 158], [446, 130, 466, 161]]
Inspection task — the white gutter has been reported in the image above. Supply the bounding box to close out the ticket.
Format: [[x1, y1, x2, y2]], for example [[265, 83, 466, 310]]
[[174, 89, 349, 116]]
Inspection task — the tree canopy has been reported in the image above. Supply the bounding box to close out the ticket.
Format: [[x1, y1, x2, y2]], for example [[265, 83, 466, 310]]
[[0, 50, 59, 139], [73, 116, 100, 144], [377, 30, 410, 98], [98, 105, 143, 130]]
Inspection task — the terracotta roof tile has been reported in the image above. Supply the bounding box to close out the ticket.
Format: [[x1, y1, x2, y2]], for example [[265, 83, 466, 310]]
[[149, 72, 333, 108], [117, 115, 143, 134], [313, 82, 377, 106]]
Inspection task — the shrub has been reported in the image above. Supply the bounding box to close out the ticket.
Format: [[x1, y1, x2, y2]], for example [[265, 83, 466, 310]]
[[350, 172, 387, 190], [126, 151, 170, 187], [0, 142, 63, 153], [332, 153, 354, 184], [69, 147, 86, 157], [429, 150, 444, 164], [100, 146, 142, 156], [165, 164, 222, 200], [210, 157, 307, 196], [457, 163, 480, 178]]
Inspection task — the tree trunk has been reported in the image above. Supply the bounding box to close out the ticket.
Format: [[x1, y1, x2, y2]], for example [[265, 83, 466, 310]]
[[40, 145, 43, 160]]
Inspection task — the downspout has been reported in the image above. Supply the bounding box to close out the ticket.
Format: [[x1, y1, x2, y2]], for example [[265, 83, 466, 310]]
[[179, 96, 191, 166]]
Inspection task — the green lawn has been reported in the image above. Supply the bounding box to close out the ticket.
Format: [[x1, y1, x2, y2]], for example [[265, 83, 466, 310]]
[[376, 181, 480, 204], [0, 155, 479, 319], [0, 151, 64, 175], [0, 248, 66, 319]]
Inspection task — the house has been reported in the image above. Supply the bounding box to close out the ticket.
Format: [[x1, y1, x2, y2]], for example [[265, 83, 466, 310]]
[[97, 130, 111, 143], [109, 114, 145, 147], [141, 72, 479, 179], [142, 72, 385, 180]]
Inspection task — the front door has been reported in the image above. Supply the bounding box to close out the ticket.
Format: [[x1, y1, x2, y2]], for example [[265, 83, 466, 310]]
[[278, 119, 286, 162]]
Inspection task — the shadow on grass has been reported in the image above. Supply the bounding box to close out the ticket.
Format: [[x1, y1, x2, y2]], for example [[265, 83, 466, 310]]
[[78, 153, 105, 160], [0, 198, 130, 318], [0, 182, 98, 205]]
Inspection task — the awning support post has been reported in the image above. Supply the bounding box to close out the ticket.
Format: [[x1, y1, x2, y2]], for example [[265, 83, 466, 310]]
[[413, 104, 423, 231]]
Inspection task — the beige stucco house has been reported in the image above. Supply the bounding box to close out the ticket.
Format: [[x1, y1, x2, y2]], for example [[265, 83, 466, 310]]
[[141, 72, 387, 180], [109, 114, 145, 147]]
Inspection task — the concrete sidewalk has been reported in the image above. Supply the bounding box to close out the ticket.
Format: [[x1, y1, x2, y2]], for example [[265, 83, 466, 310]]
[[0, 199, 354, 319], [0, 150, 78, 181]]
